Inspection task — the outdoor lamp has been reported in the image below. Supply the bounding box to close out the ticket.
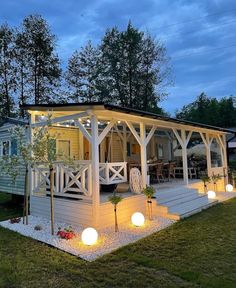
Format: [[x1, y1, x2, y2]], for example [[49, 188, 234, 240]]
[[226, 184, 233, 192], [81, 227, 98, 245], [207, 190, 216, 199], [131, 212, 145, 227]]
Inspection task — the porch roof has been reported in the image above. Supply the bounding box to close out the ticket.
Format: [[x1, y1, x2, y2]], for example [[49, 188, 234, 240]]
[[21, 102, 235, 134]]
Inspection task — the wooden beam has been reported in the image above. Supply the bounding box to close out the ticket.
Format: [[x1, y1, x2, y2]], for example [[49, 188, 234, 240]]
[[185, 131, 192, 147], [32, 111, 88, 127], [98, 119, 116, 144], [74, 120, 92, 143], [91, 115, 100, 228], [125, 121, 142, 146], [140, 122, 147, 188], [172, 128, 184, 147], [145, 125, 157, 146]]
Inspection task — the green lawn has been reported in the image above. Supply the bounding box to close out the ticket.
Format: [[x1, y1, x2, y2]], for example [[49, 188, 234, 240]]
[[0, 193, 236, 288]]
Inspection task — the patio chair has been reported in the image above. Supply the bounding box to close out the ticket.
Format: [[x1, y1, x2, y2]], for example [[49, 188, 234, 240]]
[[150, 161, 165, 183], [166, 162, 176, 181]]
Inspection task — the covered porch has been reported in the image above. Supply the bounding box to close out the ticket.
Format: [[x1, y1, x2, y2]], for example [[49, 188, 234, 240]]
[[25, 103, 232, 228]]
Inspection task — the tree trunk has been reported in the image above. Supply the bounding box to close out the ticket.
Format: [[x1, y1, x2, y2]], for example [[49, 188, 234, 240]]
[[114, 205, 119, 232], [147, 198, 153, 220], [3, 58, 10, 116], [25, 165, 29, 225], [49, 166, 55, 235]]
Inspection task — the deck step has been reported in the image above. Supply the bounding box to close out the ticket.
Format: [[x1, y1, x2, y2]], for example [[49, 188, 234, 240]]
[[154, 186, 218, 220], [156, 191, 199, 204], [157, 194, 205, 210]]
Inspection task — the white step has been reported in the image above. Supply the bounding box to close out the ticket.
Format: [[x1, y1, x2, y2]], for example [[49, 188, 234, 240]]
[[169, 195, 210, 215], [157, 193, 203, 207], [156, 190, 199, 204], [155, 187, 198, 199], [178, 200, 217, 219]]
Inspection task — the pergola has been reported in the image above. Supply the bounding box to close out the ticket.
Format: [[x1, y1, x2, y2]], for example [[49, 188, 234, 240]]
[[23, 102, 233, 227]]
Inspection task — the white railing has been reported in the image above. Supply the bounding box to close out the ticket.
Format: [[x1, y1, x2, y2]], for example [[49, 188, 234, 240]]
[[32, 161, 92, 200], [99, 162, 127, 185], [32, 161, 127, 199]]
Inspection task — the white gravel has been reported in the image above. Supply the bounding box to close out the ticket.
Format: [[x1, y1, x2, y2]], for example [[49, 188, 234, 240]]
[[0, 215, 175, 261]]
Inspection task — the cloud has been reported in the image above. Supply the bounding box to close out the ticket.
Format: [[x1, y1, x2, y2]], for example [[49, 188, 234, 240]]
[[0, 0, 235, 113]]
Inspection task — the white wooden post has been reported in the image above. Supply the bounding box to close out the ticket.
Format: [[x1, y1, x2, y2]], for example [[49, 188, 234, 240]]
[[29, 113, 35, 195], [123, 124, 127, 162], [172, 128, 192, 185], [78, 130, 84, 160], [140, 122, 148, 188], [181, 130, 189, 185], [91, 114, 100, 228], [200, 133, 212, 177]]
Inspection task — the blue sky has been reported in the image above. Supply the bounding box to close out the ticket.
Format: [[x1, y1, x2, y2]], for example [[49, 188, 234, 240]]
[[1, 0, 236, 114]]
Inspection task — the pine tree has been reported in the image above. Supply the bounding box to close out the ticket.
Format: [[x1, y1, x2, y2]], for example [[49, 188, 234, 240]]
[[65, 41, 99, 102], [0, 24, 16, 117], [18, 15, 61, 104]]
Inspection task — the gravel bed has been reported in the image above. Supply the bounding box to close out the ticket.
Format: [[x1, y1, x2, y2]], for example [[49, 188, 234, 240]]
[[0, 215, 175, 261]]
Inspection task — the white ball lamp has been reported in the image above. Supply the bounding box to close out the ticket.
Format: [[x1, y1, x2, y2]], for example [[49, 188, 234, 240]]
[[226, 184, 233, 192], [207, 190, 216, 199], [81, 227, 98, 245], [131, 212, 145, 227]]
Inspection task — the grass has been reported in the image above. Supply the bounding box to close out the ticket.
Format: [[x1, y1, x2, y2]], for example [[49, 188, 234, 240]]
[[0, 193, 236, 288]]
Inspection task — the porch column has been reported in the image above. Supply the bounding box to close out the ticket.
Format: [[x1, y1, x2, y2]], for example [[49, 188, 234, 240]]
[[181, 130, 189, 185], [123, 124, 127, 162], [217, 134, 228, 184], [140, 122, 148, 188], [172, 128, 192, 185], [91, 114, 100, 228], [200, 133, 212, 177]]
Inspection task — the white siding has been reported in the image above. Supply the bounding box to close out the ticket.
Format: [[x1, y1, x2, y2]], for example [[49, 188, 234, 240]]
[[31, 195, 93, 227], [0, 122, 26, 195]]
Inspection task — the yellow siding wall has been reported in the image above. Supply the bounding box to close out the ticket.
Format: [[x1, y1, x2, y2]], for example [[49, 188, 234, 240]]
[[49, 127, 80, 160]]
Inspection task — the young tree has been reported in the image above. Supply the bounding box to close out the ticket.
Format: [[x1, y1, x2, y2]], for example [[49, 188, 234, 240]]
[[109, 193, 123, 232], [17, 15, 61, 105], [65, 41, 100, 102], [143, 186, 155, 220], [0, 24, 16, 117]]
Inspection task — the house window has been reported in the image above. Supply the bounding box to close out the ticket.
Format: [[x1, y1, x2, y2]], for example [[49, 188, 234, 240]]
[[158, 144, 164, 159], [11, 139, 17, 155], [131, 143, 140, 155], [1, 141, 10, 156], [127, 142, 131, 157]]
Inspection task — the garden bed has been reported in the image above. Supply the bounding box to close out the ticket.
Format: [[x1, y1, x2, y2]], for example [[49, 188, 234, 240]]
[[0, 215, 175, 261]]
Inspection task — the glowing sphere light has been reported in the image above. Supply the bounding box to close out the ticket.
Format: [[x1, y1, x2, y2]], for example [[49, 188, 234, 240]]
[[207, 190, 216, 199], [81, 227, 98, 245], [226, 184, 233, 192], [131, 212, 145, 227]]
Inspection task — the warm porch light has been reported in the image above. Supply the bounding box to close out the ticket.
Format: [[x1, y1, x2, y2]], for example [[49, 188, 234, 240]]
[[81, 227, 98, 245], [226, 184, 233, 192], [207, 190, 216, 199], [131, 212, 145, 226]]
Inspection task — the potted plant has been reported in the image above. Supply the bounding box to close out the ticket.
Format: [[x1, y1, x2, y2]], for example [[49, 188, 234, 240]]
[[143, 186, 155, 220], [108, 193, 123, 232], [211, 174, 221, 192], [200, 175, 211, 193]]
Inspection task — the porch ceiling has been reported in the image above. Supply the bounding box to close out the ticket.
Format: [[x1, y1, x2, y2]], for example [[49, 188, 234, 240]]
[[21, 102, 235, 134]]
